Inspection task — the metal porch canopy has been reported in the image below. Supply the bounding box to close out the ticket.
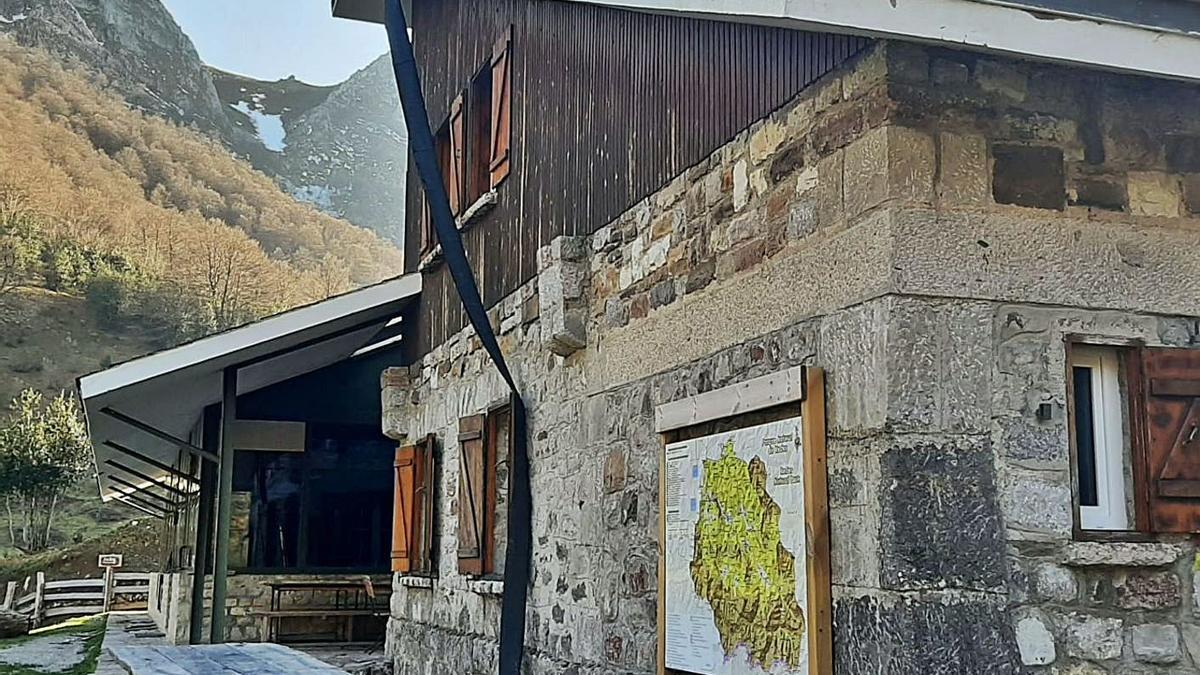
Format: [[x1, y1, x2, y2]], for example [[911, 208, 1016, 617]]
[[77, 273, 421, 503]]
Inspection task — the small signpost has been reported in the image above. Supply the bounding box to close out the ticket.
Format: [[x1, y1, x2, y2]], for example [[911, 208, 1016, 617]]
[[99, 554, 123, 612]]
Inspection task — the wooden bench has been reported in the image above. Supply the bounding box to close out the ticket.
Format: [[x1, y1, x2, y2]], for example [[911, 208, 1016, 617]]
[[257, 580, 390, 643]]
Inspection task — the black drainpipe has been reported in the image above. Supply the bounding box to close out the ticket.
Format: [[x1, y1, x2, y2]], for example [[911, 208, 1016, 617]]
[[383, 4, 533, 674]]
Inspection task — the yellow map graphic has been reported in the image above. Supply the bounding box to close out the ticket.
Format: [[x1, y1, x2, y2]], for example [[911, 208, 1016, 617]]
[[689, 441, 806, 670]]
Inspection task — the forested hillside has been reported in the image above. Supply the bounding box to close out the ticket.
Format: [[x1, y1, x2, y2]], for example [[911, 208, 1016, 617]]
[[0, 36, 402, 345]]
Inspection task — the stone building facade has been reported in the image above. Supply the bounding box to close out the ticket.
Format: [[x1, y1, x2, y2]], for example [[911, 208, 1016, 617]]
[[380, 41, 1200, 673]]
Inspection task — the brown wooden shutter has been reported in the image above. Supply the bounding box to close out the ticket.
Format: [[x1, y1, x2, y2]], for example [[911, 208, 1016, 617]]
[[457, 415, 487, 575], [489, 27, 513, 187], [448, 93, 466, 215], [1139, 347, 1200, 533], [392, 445, 418, 573]]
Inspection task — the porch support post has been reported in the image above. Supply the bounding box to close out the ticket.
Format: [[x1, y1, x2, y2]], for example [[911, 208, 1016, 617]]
[[210, 367, 237, 643], [190, 407, 219, 645]]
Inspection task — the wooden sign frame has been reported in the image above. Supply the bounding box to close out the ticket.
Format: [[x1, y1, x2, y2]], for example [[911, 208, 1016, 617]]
[[655, 366, 831, 675]]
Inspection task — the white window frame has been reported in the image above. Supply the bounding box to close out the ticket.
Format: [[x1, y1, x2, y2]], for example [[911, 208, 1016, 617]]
[[1072, 346, 1129, 531]]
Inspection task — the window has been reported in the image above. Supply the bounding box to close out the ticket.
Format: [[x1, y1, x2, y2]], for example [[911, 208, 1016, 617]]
[[457, 404, 511, 577], [231, 425, 393, 571], [1070, 346, 1131, 531], [420, 26, 512, 251], [465, 64, 493, 205], [391, 434, 437, 575], [1069, 344, 1200, 535]]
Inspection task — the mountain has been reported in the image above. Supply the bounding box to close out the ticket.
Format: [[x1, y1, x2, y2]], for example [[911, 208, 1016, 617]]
[[0, 0, 252, 148], [211, 58, 409, 243], [0, 0, 408, 244]]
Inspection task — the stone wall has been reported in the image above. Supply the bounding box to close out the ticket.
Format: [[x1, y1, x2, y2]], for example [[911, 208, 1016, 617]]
[[381, 41, 1200, 673]]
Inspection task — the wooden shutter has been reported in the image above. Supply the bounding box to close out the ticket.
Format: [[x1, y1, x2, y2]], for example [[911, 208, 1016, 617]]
[[448, 93, 466, 215], [457, 415, 487, 575], [1139, 348, 1200, 532], [392, 445, 418, 573], [489, 27, 513, 187]]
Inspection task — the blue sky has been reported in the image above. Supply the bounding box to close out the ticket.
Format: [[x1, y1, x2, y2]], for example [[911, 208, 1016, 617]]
[[162, 0, 391, 86]]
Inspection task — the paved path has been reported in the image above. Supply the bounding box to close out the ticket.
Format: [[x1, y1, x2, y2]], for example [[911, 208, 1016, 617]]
[[107, 643, 349, 674], [0, 620, 92, 673], [98, 613, 349, 674]]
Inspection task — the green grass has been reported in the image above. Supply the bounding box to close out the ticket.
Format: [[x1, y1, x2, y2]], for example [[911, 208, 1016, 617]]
[[0, 615, 106, 675]]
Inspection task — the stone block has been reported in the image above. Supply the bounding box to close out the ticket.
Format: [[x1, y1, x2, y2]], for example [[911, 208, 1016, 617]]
[[820, 300, 887, 434], [1070, 177, 1127, 211], [1131, 624, 1181, 664], [1181, 624, 1200, 666], [1033, 562, 1078, 603], [938, 132, 989, 206], [1183, 174, 1200, 215], [749, 120, 786, 165], [815, 150, 844, 228], [879, 440, 1006, 591], [1114, 571, 1181, 610], [381, 367, 413, 441], [1127, 171, 1183, 217], [1165, 135, 1200, 173], [1061, 542, 1184, 567], [844, 126, 935, 218], [885, 42, 929, 84], [1059, 613, 1123, 661], [834, 594, 1020, 673], [829, 505, 880, 588], [1015, 611, 1056, 666], [998, 416, 1068, 470], [886, 299, 991, 433], [992, 144, 1065, 210], [733, 158, 750, 211], [930, 58, 969, 86], [538, 236, 589, 356], [976, 59, 1028, 102], [842, 45, 887, 99], [999, 470, 1073, 539]]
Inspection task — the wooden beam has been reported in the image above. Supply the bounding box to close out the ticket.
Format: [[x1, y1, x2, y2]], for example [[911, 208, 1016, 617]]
[[654, 366, 805, 432], [100, 408, 219, 463]]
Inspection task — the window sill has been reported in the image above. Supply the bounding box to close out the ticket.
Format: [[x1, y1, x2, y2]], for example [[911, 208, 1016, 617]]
[[458, 190, 497, 232], [467, 579, 504, 596], [1061, 541, 1186, 567], [398, 575, 436, 589], [416, 190, 498, 273]]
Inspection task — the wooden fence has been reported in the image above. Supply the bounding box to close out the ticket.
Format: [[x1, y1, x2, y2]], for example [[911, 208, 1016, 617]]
[[1, 571, 150, 626]]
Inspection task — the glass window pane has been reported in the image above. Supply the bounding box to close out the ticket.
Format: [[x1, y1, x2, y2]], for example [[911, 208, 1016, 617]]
[[1073, 365, 1099, 507]]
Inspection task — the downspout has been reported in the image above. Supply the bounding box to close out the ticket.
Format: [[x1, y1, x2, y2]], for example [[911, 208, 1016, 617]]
[[383, 4, 532, 675]]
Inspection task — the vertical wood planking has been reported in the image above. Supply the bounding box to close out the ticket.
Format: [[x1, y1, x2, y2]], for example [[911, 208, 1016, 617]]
[[404, 0, 870, 355]]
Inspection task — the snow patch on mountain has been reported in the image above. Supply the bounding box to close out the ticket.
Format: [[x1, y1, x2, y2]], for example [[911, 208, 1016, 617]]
[[231, 101, 286, 152]]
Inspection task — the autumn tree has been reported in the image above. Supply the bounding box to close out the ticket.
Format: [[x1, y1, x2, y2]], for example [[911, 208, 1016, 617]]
[[0, 190, 41, 296], [0, 390, 92, 553]]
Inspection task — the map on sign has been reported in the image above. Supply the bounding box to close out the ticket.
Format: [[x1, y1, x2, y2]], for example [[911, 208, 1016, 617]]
[[664, 418, 807, 675]]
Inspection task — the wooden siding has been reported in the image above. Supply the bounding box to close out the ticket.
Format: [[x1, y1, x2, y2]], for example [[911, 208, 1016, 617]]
[[405, 0, 870, 355]]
